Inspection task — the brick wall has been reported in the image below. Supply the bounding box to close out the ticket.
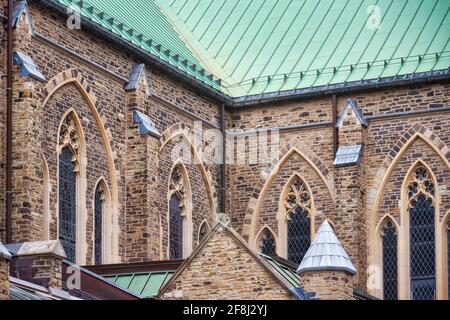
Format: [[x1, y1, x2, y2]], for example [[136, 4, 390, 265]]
[[300, 271, 354, 300], [160, 227, 292, 300], [0, 257, 9, 300]]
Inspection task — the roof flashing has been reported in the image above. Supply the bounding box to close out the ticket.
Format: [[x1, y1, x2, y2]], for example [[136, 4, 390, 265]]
[[132, 110, 161, 138], [336, 100, 368, 128], [124, 63, 151, 95], [13, 52, 46, 82], [333, 145, 363, 168]]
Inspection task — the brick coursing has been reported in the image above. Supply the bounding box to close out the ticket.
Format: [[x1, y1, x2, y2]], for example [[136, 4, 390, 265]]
[[160, 227, 292, 300], [0, 0, 448, 300], [0, 258, 8, 300], [300, 271, 354, 300]]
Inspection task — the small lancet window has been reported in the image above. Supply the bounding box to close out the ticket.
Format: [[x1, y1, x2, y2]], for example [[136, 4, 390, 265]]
[[259, 229, 276, 256], [381, 220, 398, 300], [94, 183, 105, 265], [198, 222, 209, 243]]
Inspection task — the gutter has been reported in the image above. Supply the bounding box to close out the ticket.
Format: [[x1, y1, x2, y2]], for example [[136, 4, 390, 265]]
[[5, 0, 13, 243], [230, 69, 450, 107]]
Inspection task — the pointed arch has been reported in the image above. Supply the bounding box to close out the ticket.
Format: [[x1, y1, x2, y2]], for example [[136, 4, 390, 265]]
[[276, 173, 315, 263], [160, 123, 217, 218], [367, 125, 450, 298], [255, 225, 277, 256], [402, 161, 437, 300], [373, 215, 400, 300], [198, 220, 211, 244], [167, 161, 193, 259], [92, 177, 112, 265], [42, 155, 50, 240], [57, 109, 86, 264], [44, 70, 120, 263], [246, 141, 333, 244]]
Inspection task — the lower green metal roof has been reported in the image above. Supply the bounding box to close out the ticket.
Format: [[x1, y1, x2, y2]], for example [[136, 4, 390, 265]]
[[104, 271, 174, 298], [260, 254, 301, 289], [51, 0, 450, 98]]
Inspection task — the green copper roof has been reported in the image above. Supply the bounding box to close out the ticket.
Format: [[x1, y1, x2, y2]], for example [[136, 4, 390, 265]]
[[55, 0, 221, 89], [54, 0, 450, 98], [260, 254, 301, 288], [104, 271, 174, 297]]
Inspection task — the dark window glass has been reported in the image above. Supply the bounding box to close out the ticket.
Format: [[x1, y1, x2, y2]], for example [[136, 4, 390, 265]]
[[169, 194, 183, 259], [199, 223, 208, 243], [260, 230, 276, 256], [382, 221, 398, 300], [410, 195, 436, 300], [288, 207, 310, 265], [59, 146, 77, 262], [94, 186, 103, 265]]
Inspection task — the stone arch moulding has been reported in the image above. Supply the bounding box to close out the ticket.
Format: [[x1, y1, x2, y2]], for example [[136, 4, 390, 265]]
[[159, 123, 217, 218], [367, 123, 450, 299], [44, 69, 121, 263], [244, 138, 334, 245]]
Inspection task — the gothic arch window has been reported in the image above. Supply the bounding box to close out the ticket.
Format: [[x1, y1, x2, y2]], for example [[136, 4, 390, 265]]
[[58, 111, 83, 263], [258, 228, 276, 256], [198, 221, 210, 243], [407, 165, 436, 300], [59, 146, 77, 262], [283, 176, 312, 265], [381, 219, 398, 300], [168, 164, 192, 259]]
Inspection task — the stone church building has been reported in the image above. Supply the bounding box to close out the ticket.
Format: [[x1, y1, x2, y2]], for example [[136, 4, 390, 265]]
[[0, 0, 449, 300]]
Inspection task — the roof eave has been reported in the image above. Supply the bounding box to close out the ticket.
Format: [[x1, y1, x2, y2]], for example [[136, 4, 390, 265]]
[[33, 1, 450, 108], [230, 69, 450, 108], [34, 0, 233, 106]]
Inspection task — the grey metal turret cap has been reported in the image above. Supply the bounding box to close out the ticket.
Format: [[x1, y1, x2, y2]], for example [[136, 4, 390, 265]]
[[297, 220, 356, 275]]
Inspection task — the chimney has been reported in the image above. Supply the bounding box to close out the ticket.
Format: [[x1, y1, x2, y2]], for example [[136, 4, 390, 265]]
[[7, 240, 66, 289], [297, 220, 357, 300], [0, 241, 12, 300]]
